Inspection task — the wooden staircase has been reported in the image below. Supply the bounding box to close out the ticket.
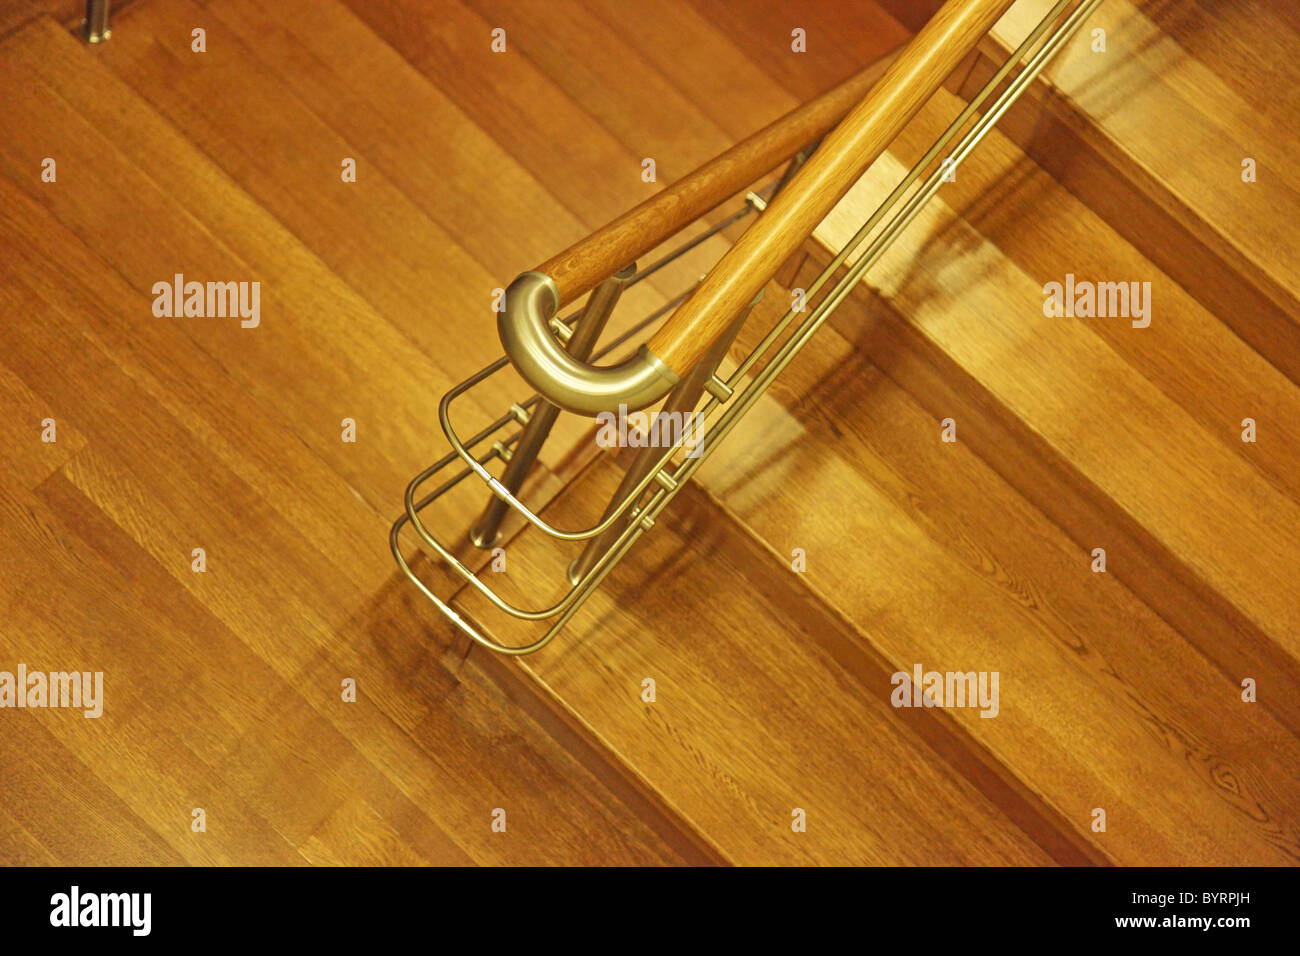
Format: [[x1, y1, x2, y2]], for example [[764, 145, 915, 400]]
[[0, 0, 1296, 865]]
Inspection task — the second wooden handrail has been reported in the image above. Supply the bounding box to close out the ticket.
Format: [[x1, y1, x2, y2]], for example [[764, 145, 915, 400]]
[[647, 0, 1015, 377], [536, 55, 898, 308]]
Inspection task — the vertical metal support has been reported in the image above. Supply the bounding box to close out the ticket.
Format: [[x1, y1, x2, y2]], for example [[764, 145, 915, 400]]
[[82, 0, 111, 43], [568, 289, 765, 584], [469, 264, 636, 549], [747, 148, 814, 215], [770, 145, 816, 200]]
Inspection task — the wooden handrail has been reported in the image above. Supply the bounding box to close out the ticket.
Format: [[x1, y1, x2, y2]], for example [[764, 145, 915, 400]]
[[499, 0, 1014, 415], [646, 0, 1016, 377], [536, 55, 898, 307]]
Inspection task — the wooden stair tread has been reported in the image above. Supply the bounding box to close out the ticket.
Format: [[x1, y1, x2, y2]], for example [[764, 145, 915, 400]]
[[989, 0, 1300, 315], [454, 455, 1059, 866], [809, 92, 1300, 671], [3, 0, 1296, 868], [973, 0, 1300, 384], [885, 0, 1300, 382], [886, 89, 1300, 508], [698, 297, 1300, 865], [0, 18, 505, 499], [0, 13, 692, 866]]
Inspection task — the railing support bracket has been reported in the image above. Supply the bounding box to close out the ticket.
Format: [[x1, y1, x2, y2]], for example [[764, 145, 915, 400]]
[[82, 0, 111, 44]]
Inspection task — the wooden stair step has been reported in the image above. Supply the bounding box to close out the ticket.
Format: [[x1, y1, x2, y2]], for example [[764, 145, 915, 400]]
[[0, 476, 439, 866], [695, 295, 1300, 865], [0, 704, 187, 865], [687, 0, 910, 102], [0, 15, 693, 866], [790, 84, 1300, 737], [453, 455, 1070, 866], [886, 87, 1300, 509], [3, 12, 576, 521], [0, 18, 508, 503], [0, 178, 392, 601], [962, 0, 1300, 383], [1127, 0, 1300, 130]]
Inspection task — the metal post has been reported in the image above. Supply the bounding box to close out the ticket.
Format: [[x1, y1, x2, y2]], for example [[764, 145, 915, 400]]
[[568, 289, 764, 584], [83, 0, 111, 43], [469, 264, 636, 549]]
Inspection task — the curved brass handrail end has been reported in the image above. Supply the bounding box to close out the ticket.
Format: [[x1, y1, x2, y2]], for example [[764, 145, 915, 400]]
[[498, 271, 679, 415]]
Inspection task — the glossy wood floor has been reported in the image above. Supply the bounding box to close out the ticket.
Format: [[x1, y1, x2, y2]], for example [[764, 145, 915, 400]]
[[0, 0, 1296, 865]]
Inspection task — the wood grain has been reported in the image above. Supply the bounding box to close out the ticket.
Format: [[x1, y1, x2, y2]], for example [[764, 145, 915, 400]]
[[647, 0, 1014, 376], [891, 0, 1300, 383], [454, 455, 1057, 865], [535, 54, 895, 306], [2, 0, 1297, 868], [0, 10, 699, 866]]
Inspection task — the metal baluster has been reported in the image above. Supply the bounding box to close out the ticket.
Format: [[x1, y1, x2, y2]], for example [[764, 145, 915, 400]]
[[393, 0, 1099, 654], [469, 264, 636, 548], [568, 289, 765, 584], [83, 0, 111, 43]]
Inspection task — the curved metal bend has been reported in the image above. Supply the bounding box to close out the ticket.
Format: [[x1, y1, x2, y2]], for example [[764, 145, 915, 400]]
[[497, 271, 679, 415]]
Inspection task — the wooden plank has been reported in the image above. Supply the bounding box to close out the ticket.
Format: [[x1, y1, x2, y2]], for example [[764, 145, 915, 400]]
[[0, 481, 317, 865], [0, 16, 698, 865], [0, 359, 85, 491], [810, 141, 1300, 677], [0, 705, 186, 866], [974, 0, 1300, 382], [0, 804, 59, 866], [688, 0, 910, 102], [455, 458, 1059, 866], [888, 88, 1300, 509], [1136, 0, 1300, 128], [0, 0, 77, 37], [697, 304, 1300, 864]]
